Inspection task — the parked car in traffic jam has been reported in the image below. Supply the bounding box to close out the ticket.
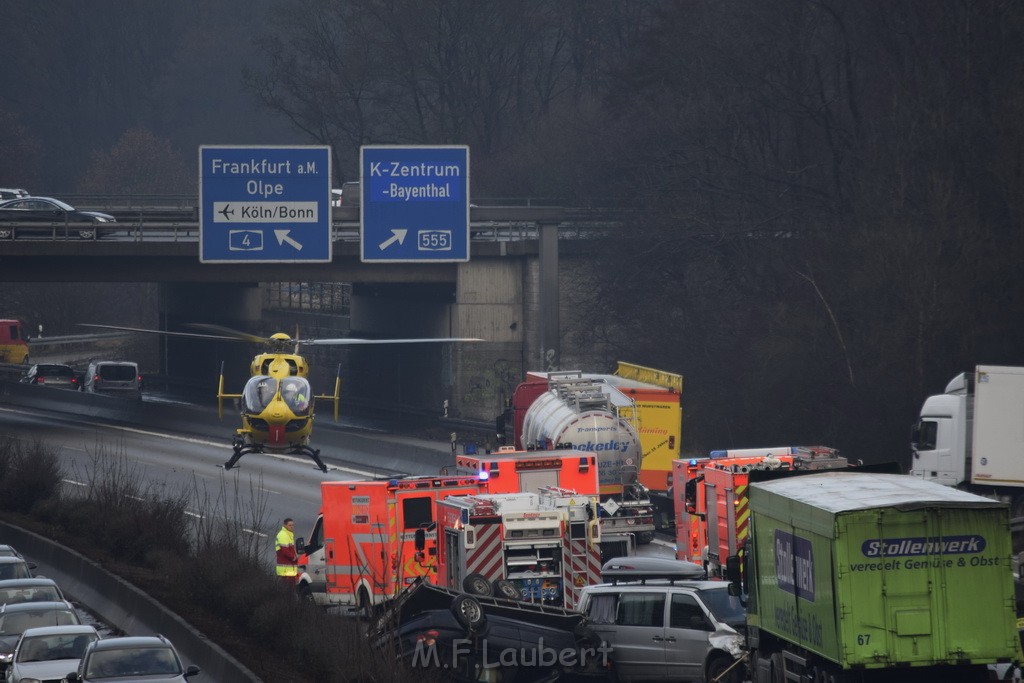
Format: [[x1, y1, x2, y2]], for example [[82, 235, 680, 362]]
[[0, 196, 116, 239], [19, 363, 82, 390], [0, 578, 66, 606], [0, 601, 81, 673], [5, 624, 99, 683], [0, 557, 33, 582], [66, 635, 200, 682]]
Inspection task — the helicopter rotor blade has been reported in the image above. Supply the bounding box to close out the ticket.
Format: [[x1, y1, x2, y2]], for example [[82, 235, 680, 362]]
[[301, 337, 485, 345], [185, 323, 269, 344], [78, 323, 244, 342]]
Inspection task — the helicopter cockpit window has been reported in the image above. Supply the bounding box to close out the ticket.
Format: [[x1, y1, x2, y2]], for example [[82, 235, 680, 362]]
[[243, 376, 278, 412], [279, 377, 311, 415]]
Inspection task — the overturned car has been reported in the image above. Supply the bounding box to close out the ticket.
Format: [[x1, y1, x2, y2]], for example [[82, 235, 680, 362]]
[[371, 577, 611, 683]]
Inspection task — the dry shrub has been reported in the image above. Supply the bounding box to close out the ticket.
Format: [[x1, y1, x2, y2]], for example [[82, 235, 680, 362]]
[[0, 436, 438, 682], [0, 436, 62, 514]]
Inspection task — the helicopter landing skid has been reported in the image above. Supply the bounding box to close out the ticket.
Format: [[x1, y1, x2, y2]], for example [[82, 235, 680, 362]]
[[223, 439, 258, 471], [222, 440, 329, 474], [291, 445, 329, 474]]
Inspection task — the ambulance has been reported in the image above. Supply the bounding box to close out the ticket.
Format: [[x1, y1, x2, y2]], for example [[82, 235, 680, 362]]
[[434, 488, 602, 609], [454, 447, 640, 561], [295, 475, 485, 610]]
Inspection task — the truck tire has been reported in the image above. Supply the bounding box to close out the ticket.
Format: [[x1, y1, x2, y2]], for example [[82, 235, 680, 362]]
[[463, 572, 494, 597], [493, 579, 523, 601], [637, 531, 655, 545], [451, 594, 486, 631]]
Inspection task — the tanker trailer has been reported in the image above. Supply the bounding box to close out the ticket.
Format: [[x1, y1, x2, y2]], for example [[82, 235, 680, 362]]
[[519, 371, 656, 544]]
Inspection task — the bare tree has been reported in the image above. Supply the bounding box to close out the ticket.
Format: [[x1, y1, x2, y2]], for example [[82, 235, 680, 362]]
[[244, 0, 661, 189], [75, 128, 191, 194]]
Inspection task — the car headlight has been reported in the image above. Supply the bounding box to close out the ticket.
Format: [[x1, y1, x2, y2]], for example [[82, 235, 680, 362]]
[[0, 651, 12, 663]]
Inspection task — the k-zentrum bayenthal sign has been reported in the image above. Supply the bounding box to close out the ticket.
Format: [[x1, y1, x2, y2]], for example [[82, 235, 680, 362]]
[[360, 145, 469, 263]]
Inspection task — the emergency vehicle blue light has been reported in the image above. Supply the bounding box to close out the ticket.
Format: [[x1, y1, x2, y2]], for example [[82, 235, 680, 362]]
[[689, 459, 698, 466], [478, 470, 490, 481], [388, 479, 399, 487], [709, 450, 727, 459]]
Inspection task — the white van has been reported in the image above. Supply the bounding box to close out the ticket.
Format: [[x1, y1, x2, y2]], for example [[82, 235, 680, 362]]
[[85, 361, 142, 399]]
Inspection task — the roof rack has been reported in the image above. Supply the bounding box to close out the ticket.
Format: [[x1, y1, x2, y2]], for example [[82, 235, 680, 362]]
[[601, 557, 707, 584]]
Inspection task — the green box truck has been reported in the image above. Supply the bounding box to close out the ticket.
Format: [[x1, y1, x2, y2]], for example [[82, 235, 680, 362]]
[[729, 470, 1023, 683]]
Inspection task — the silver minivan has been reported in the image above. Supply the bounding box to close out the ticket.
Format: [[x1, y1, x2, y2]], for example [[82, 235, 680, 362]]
[[577, 580, 746, 683], [85, 360, 142, 399]]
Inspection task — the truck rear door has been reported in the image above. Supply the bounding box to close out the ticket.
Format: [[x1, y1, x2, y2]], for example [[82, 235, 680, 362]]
[[394, 491, 436, 587]]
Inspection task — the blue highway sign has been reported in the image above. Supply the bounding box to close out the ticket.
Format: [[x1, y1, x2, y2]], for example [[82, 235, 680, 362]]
[[200, 145, 332, 263], [360, 145, 469, 263]]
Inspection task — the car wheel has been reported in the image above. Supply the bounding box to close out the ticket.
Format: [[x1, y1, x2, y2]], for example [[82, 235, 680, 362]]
[[450, 594, 486, 631], [492, 578, 523, 601], [78, 229, 95, 239], [707, 655, 743, 683], [462, 572, 494, 597]]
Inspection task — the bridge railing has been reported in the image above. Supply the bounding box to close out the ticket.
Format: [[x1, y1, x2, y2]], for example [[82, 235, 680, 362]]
[[59, 194, 198, 210]]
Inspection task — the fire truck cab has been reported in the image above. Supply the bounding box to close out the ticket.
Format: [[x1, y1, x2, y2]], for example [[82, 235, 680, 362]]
[[435, 488, 601, 609], [296, 475, 485, 610]]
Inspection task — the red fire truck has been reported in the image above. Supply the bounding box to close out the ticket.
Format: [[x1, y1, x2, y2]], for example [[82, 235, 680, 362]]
[[674, 446, 849, 575], [434, 488, 602, 609], [454, 447, 642, 560]]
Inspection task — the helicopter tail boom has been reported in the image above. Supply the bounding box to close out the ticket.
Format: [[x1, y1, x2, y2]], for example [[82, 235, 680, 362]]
[[313, 364, 343, 422], [216, 362, 243, 421]]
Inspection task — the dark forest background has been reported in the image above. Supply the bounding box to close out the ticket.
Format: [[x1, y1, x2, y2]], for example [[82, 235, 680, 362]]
[[1, 0, 1022, 465]]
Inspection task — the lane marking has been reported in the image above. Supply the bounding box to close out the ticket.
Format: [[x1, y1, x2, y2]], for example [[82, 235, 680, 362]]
[[0, 405, 385, 478]]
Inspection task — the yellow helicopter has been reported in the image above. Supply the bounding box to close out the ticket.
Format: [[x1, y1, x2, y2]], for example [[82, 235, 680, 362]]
[[80, 323, 482, 472]]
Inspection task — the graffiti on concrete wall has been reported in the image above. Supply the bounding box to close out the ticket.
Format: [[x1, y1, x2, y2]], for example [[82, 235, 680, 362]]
[[462, 356, 522, 419]]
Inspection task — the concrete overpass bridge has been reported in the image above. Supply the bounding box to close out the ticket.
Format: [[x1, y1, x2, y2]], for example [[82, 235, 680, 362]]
[[0, 203, 625, 421]]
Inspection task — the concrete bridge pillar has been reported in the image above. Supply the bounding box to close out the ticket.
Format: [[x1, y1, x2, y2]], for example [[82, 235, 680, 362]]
[[448, 257, 532, 422]]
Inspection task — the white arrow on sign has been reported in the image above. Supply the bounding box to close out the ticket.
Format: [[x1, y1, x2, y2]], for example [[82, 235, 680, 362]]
[[274, 230, 303, 251], [378, 229, 408, 251]]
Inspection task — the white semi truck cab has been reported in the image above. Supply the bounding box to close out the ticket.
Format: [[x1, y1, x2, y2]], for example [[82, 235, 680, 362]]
[[911, 365, 1024, 514]]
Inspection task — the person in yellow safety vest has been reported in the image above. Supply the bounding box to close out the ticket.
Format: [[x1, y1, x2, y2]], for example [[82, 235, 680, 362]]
[[276, 518, 298, 586]]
